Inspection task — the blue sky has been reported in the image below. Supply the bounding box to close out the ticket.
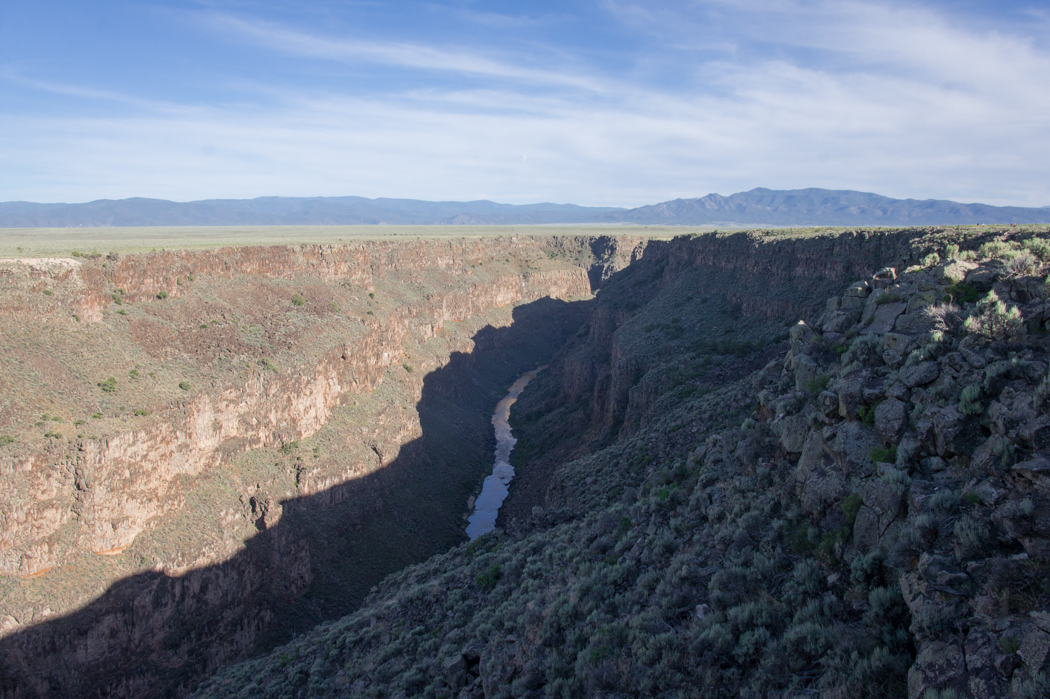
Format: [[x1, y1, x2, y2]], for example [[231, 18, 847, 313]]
[[1, 1, 1048, 207]]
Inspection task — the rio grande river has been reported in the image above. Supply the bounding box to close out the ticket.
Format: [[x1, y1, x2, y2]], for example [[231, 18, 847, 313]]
[[465, 367, 543, 540]]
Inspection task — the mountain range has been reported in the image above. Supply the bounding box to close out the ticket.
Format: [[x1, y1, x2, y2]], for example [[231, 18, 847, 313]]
[[1, 187, 1048, 227]]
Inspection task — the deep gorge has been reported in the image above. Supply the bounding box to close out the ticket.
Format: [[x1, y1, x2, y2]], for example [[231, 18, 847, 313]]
[[5, 226, 1050, 698]]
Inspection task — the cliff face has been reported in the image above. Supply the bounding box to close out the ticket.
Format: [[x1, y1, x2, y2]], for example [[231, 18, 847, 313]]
[[188, 225, 1050, 699], [0, 235, 628, 698]]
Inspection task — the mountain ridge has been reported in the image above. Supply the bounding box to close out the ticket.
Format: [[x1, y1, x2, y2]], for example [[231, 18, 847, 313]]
[[2, 188, 1049, 228]]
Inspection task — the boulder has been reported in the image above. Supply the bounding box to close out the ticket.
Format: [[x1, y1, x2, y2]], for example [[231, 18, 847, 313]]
[[872, 267, 897, 290], [861, 301, 907, 335], [906, 290, 939, 314], [901, 361, 940, 388], [837, 369, 870, 420], [795, 431, 846, 514], [908, 640, 966, 699], [965, 265, 1001, 292], [844, 280, 871, 298], [831, 421, 882, 478], [793, 353, 820, 394], [772, 414, 809, 454], [875, 398, 907, 441], [1019, 415, 1050, 451], [822, 308, 861, 334], [894, 310, 937, 335], [933, 406, 965, 456]]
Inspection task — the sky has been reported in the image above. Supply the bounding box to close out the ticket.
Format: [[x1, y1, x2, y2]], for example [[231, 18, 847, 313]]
[[1, 1, 1048, 207]]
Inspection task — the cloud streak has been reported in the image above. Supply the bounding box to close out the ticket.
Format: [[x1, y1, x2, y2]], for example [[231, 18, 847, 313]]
[[1, 1, 1048, 207]]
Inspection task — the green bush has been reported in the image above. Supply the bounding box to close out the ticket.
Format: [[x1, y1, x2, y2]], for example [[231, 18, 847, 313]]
[[958, 384, 983, 415], [0, 435, 14, 447], [807, 374, 830, 398], [841, 494, 863, 525], [179, 381, 191, 391], [279, 441, 299, 455], [870, 446, 896, 464], [964, 291, 1024, 341], [134, 409, 148, 417], [944, 243, 960, 259], [98, 377, 117, 393], [259, 358, 278, 373], [476, 563, 502, 590], [156, 290, 168, 300], [943, 282, 979, 304], [291, 294, 305, 306]]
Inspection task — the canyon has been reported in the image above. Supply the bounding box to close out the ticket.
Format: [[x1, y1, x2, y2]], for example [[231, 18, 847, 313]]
[[5, 225, 1050, 698], [0, 235, 640, 697]]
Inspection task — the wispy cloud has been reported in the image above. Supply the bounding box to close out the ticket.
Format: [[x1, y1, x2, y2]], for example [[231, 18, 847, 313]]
[[1, 1, 1048, 207], [202, 14, 606, 92]]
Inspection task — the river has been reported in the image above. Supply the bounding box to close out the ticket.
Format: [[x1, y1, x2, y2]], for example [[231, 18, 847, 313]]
[[465, 367, 543, 540]]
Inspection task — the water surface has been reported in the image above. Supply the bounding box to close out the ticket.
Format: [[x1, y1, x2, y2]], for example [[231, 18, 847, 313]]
[[466, 368, 543, 540]]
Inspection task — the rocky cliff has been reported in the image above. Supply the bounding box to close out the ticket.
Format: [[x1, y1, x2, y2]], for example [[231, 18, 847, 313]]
[[0, 235, 641, 697], [192, 225, 1050, 699]]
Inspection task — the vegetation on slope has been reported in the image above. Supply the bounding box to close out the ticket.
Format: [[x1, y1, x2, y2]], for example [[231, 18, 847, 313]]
[[196, 227, 1050, 698]]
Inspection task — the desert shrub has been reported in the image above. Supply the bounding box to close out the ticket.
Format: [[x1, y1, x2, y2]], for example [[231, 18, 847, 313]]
[[850, 551, 883, 591], [111, 293, 123, 305], [1024, 238, 1050, 261], [870, 446, 897, 465], [879, 467, 911, 493], [944, 243, 960, 259], [978, 240, 1014, 259], [864, 588, 912, 664], [259, 358, 278, 373], [98, 377, 117, 393], [841, 494, 863, 525], [924, 302, 959, 333], [875, 289, 903, 305], [1006, 251, 1038, 277], [929, 489, 959, 512], [964, 291, 1024, 341], [999, 635, 1021, 654], [910, 599, 957, 640], [942, 282, 979, 304], [42, 289, 53, 296], [842, 334, 882, 368], [291, 294, 305, 307], [806, 374, 829, 398], [857, 405, 875, 425], [958, 384, 983, 415], [0, 435, 14, 447], [921, 253, 940, 268], [134, 409, 148, 416], [476, 563, 502, 590], [953, 516, 990, 559], [279, 441, 299, 455], [156, 290, 168, 300], [179, 381, 191, 390]]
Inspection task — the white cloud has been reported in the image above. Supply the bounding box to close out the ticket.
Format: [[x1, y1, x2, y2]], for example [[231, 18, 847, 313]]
[[1, 1, 1049, 207]]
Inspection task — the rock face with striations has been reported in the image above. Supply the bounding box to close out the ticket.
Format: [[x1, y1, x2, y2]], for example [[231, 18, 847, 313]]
[[0, 235, 642, 698]]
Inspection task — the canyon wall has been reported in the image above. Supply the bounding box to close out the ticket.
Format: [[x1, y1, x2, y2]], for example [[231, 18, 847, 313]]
[[0, 235, 644, 698]]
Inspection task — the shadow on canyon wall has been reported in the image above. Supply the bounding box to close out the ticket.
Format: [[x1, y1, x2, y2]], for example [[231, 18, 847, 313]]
[[0, 295, 595, 699]]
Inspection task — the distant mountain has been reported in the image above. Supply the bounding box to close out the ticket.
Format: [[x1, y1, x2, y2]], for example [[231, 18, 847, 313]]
[[599, 188, 1050, 226], [0, 196, 623, 228], [1, 188, 1047, 227]]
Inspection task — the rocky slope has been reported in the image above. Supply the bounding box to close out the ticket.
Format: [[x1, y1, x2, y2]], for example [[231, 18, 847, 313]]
[[193, 225, 1050, 698], [0, 234, 643, 698]]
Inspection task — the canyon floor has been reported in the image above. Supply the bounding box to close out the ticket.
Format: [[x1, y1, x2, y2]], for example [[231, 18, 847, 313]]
[[4, 225, 1050, 698]]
